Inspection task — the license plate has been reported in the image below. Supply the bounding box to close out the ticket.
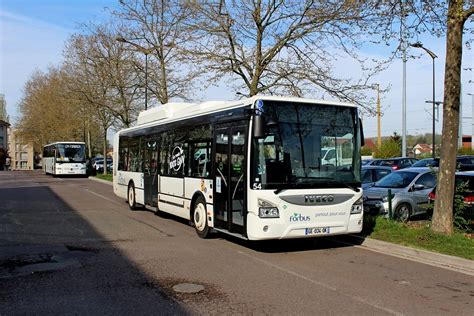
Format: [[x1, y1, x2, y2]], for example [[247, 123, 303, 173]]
[[305, 227, 330, 235]]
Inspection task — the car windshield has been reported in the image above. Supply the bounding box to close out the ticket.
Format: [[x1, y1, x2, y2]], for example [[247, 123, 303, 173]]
[[251, 100, 361, 190], [412, 159, 437, 167], [374, 171, 418, 188]]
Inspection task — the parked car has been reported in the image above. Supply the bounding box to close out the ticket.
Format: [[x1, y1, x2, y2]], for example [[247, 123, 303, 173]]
[[456, 156, 474, 171], [410, 158, 439, 168], [361, 166, 393, 189], [363, 167, 436, 222], [93, 158, 113, 172], [427, 171, 474, 221], [370, 157, 417, 170], [362, 158, 378, 166], [411, 156, 474, 171]]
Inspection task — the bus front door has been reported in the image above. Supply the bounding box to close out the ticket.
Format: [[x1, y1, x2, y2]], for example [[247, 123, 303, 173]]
[[213, 123, 247, 235], [144, 138, 159, 207]]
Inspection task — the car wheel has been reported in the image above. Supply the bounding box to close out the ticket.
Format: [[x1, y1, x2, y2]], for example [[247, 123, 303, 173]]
[[193, 197, 210, 238], [128, 182, 138, 210], [395, 203, 411, 222]]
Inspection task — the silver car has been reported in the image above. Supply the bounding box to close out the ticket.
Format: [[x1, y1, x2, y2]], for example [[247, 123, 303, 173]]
[[363, 167, 436, 221]]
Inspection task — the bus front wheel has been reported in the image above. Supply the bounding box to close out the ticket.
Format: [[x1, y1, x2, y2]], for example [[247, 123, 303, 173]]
[[128, 183, 138, 210], [193, 197, 210, 238]]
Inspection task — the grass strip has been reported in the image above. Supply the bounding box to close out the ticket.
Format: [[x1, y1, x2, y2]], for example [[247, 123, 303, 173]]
[[94, 173, 113, 182], [363, 216, 474, 260]]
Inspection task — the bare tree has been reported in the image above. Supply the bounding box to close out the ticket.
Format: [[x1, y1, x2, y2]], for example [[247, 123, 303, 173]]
[[433, 0, 473, 235], [64, 32, 121, 174], [368, 0, 473, 235], [64, 25, 142, 130], [114, 0, 199, 104], [186, 0, 390, 109]]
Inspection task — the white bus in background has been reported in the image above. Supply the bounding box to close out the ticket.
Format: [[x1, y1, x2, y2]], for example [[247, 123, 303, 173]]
[[113, 96, 364, 240], [43, 142, 87, 176]]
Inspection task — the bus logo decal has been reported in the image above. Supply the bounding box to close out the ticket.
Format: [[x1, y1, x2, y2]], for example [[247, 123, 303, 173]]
[[170, 146, 184, 171], [289, 213, 311, 222], [304, 195, 334, 204]]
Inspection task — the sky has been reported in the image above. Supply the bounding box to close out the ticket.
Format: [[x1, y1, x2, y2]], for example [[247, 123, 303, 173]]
[[0, 0, 472, 139]]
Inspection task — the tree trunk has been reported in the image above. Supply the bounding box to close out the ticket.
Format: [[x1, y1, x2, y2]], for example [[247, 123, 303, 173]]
[[432, 0, 465, 235]]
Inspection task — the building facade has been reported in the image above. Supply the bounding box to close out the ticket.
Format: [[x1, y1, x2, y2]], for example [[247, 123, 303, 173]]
[[0, 94, 10, 170], [8, 128, 35, 170]]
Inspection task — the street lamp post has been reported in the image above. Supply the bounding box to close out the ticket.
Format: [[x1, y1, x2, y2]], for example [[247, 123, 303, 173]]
[[410, 42, 438, 158], [116, 37, 152, 110]]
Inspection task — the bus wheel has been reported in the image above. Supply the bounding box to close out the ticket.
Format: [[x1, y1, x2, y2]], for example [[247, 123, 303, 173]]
[[128, 183, 138, 210], [193, 197, 210, 238]]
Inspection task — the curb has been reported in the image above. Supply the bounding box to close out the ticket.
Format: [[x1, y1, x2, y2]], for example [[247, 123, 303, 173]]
[[88, 176, 113, 186], [352, 235, 474, 276]]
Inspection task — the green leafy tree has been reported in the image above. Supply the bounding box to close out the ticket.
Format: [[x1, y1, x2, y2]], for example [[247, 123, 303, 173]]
[[361, 146, 373, 156], [373, 139, 401, 158]]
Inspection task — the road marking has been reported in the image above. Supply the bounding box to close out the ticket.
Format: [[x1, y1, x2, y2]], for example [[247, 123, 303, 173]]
[[237, 250, 403, 316], [82, 188, 123, 206], [81, 188, 173, 237]]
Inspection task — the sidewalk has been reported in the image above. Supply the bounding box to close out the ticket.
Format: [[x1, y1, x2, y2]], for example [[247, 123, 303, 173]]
[[353, 236, 474, 276]]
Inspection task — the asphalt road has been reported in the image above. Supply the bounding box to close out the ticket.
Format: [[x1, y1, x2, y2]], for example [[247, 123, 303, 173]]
[[0, 171, 473, 315]]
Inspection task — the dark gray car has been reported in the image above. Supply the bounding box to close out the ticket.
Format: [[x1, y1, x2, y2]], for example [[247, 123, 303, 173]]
[[363, 167, 436, 221]]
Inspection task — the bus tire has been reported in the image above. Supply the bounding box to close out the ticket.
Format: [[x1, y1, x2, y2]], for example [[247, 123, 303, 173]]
[[128, 182, 138, 210], [193, 196, 210, 238]]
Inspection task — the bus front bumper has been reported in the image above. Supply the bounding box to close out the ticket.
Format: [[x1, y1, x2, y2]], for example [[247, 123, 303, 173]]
[[246, 212, 363, 240]]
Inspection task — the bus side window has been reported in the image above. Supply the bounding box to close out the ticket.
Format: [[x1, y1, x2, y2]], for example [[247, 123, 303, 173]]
[[191, 142, 211, 178]]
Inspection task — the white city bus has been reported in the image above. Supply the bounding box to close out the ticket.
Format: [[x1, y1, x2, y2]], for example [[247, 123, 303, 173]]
[[113, 96, 364, 240], [43, 142, 87, 176]]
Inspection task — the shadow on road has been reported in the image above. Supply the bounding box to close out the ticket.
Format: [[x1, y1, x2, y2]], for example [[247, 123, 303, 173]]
[[0, 183, 188, 314]]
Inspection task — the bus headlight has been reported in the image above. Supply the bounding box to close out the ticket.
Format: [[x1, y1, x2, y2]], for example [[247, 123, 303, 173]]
[[258, 199, 279, 218], [351, 196, 363, 214]]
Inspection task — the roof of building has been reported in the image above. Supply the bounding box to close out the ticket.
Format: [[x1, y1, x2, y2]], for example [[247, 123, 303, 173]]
[[413, 143, 432, 153]]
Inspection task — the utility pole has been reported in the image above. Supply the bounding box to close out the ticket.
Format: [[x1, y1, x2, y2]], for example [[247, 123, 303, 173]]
[[469, 93, 474, 150], [401, 2, 407, 157], [372, 84, 381, 147]]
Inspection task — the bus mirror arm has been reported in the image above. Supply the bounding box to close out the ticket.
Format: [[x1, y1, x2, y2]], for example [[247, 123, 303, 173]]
[[359, 118, 365, 147], [253, 114, 266, 138]]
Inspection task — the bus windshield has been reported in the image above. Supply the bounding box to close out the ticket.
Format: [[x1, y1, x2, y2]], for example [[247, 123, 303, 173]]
[[252, 101, 361, 190], [56, 143, 86, 163]]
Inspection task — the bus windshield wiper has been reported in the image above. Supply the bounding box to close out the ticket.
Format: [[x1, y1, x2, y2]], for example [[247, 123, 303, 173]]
[[340, 182, 360, 192]]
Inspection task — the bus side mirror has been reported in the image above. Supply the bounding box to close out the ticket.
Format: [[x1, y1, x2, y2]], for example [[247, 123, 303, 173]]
[[359, 118, 365, 147], [253, 114, 265, 138]]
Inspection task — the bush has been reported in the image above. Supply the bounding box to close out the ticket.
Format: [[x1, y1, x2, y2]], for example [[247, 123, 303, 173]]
[[361, 146, 373, 156], [373, 139, 401, 158], [425, 182, 472, 233], [458, 147, 474, 156]]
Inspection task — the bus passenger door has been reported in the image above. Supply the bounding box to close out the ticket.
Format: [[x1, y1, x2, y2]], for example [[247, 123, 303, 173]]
[[213, 122, 247, 235], [144, 138, 159, 207]]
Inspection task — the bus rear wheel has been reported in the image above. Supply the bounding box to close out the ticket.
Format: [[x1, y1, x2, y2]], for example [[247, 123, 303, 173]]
[[128, 183, 138, 210], [193, 197, 210, 238]]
